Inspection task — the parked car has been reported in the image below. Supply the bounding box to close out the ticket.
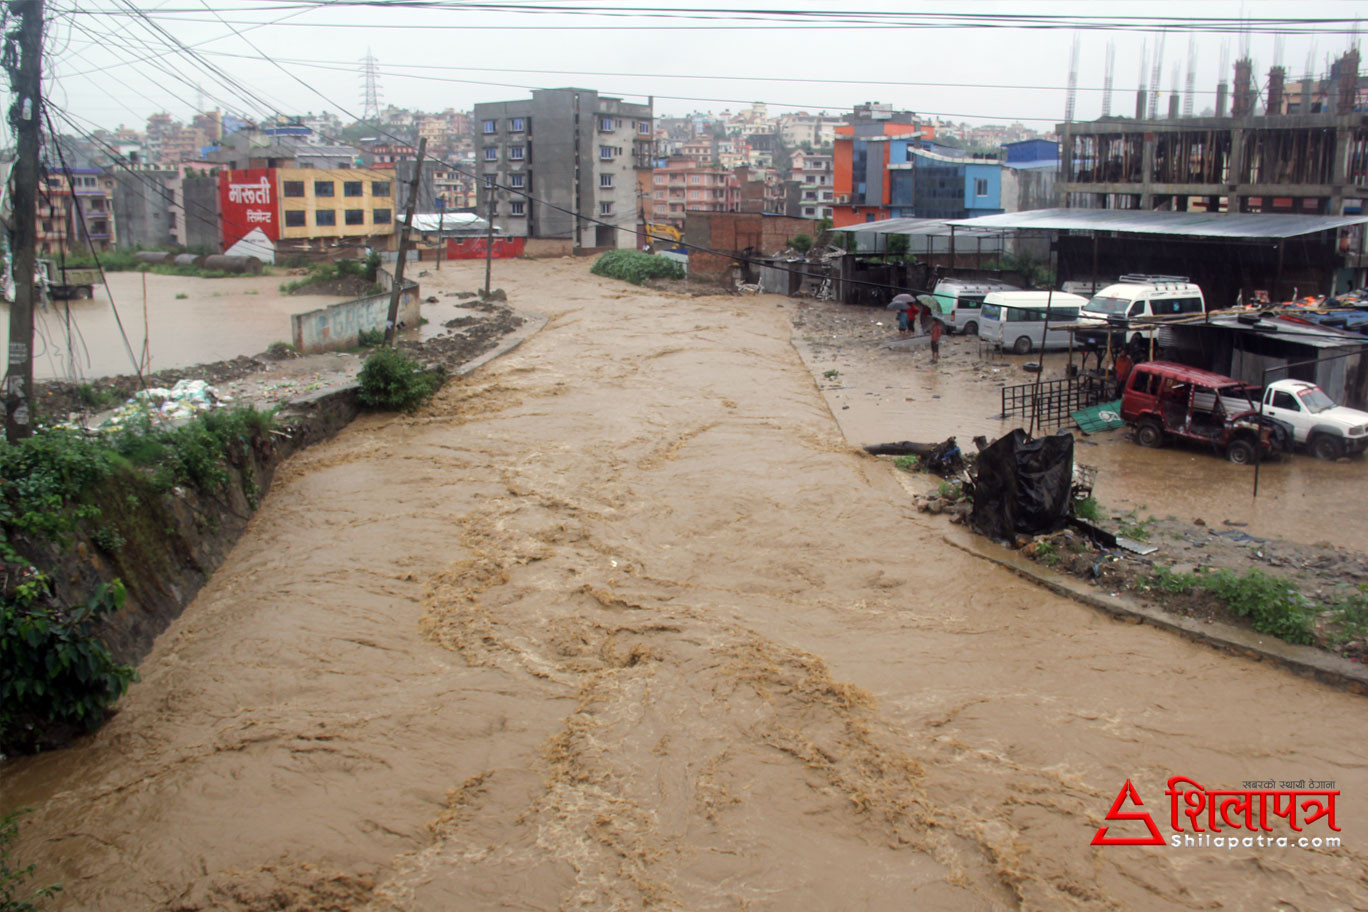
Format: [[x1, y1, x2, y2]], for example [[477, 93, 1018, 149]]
[[1078, 274, 1206, 349], [929, 279, 1019, 337], [977, 290, 1089, 354], [1119, 361, 1293, 464], [1258, 379, 1368, 460]]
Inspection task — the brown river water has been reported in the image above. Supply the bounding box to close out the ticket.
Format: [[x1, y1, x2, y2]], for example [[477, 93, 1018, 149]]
[[3, 260, 1366, 910]]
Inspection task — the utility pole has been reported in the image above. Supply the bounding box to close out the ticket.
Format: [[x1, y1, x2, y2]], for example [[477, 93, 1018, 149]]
[[435, 197, 444, 271], [384, 137, 426, 346], [5, 0, 44, 441], [484, 175, 496, 297]]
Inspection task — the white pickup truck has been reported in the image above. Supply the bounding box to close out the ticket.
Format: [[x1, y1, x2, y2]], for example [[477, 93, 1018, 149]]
[[1258, 379, 1368, 460]]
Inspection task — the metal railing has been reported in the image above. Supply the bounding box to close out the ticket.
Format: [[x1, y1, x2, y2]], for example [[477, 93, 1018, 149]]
[[1000, 374, 1116, 428]]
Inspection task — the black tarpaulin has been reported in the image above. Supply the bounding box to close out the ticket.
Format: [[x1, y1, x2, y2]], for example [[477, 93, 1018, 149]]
[[971, 429, 1075, 543]]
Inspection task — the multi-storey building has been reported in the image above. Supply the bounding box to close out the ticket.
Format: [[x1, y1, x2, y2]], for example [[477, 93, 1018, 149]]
[[1056, 59, 1368, 217], [434, 166, 479, 210], [37, 168, 116, 254], [473, 88, 653, 249], [832, 116, 937, 226], [650, 157, 739, 228], [218, 167, 398, 255], [790, 150, 835, 219]]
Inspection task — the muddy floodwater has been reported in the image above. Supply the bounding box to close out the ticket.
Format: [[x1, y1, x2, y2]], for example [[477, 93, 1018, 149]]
[[4, 260, 1367, 910], [0, 272, 347, 381]]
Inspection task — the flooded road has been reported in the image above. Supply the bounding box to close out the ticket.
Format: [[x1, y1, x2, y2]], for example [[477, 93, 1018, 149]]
[[0, 272, 346, 381], [4, 260, 1367, 910], [795, 302, 1368, 547]]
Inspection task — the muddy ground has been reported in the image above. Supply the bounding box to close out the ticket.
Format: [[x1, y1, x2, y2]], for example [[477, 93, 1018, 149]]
[[791, 296, 1368, 660]]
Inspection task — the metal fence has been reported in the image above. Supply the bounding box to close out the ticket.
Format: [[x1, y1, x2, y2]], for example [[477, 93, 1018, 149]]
[[1000, 374, 1116, 428]]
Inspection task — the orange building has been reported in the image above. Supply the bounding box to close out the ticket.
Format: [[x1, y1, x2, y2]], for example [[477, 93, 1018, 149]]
[[831, 121, 935, 227]]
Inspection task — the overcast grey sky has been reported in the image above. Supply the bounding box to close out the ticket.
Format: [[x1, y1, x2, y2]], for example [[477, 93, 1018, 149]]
[[43, 0, 1364, 137]]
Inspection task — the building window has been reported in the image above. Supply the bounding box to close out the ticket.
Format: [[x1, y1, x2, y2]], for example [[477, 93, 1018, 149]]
[[509, 117, 525, 132], [373, 208, 392, 224], [600, 116, 615, 131], [599, 146, 618, 160], [689, 175, 702, 184], [975, 178, 988, 197], [509, 146, 524, 160], [484, 147, 499, 161], [510, 200, 525, 216], [637, 121, 651, 135], [509, 173, 524, 188], [599, 201, 613, 216], [345, 209, 365, 225], [689, 190, 700, 200], [344, 181, 363, 197], [653, 175, 665, 185], [284, 210, 306, 227], [314, 180, 334, 197], [803, 207, 815, 217], [482, 119, 496, 134], [315, 209, 336, 226], [371, 181, 390, 197], [283, 180, 304, 197], [599, 174, 613, 188]]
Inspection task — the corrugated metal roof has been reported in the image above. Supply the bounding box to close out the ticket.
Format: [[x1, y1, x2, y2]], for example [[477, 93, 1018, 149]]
[[943, 207, 1368, 239], [842, 217, 1004, 235]]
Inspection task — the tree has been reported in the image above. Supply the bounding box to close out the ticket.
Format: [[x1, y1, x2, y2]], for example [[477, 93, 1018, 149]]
[[789, 234, 813, 253]]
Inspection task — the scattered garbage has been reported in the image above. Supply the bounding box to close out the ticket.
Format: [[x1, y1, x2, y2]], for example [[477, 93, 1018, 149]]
[[100, 379, 228, 427], [864, 437, 964, 476]]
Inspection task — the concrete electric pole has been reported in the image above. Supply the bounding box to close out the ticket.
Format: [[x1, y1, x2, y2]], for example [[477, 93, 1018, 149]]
[[5, 0, 44, 441], [384, 137, 426, 346]]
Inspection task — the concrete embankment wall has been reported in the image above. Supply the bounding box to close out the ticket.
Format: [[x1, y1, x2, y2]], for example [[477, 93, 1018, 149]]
[[290, 280, 421, 353]]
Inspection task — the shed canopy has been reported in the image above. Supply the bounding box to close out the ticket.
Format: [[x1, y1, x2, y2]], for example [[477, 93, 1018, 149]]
[[944, 207, 1368, 239], [841, 217, 1003, 236]]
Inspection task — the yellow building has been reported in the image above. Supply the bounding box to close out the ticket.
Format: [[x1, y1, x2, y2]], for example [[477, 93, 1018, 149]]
[[275, 168, 397, 250]]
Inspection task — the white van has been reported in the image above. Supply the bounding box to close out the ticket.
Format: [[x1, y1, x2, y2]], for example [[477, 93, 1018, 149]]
[[1079, 275, 1206, 345], [930, 279, 1019, 337], [977, 291, 1089, 354]]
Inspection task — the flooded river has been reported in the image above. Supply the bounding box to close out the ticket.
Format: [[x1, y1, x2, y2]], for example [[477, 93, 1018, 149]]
[[0, 272, 346, 381], [3, 260, 1366, 910]]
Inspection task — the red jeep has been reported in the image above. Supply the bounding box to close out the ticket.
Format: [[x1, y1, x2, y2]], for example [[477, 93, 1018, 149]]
[[1119, 361, 1292, 464]]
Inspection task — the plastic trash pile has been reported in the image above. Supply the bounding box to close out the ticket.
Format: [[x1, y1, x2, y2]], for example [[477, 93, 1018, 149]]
[[102, 379, 228, 427]]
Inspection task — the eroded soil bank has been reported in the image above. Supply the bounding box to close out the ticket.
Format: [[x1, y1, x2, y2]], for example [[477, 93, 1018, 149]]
[[3, 259, 1366, 910]]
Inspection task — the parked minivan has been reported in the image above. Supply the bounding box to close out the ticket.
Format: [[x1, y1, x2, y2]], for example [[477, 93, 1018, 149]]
[[977, 291, 1089, 354], [1079, 275, 1206, 346], [930, 279, 1019, 336]]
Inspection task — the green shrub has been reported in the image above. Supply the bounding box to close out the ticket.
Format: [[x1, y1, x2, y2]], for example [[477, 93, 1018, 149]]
[[1073, 495, 1100, 521], [357, 347, 445, 412], [1201, 569, 1314, 644], [893, 454, 919, 472], [789, 234, 813, 253], [356, 327, 385, 348], [590, 250, 684, 286], [0, 579, 136, 753]]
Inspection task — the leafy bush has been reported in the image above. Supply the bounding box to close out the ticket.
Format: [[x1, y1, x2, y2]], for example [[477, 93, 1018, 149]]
[[590, 250, 684, 286], [789, 234, 813, 254], [357, 347, 445, 412], [356, 327, 385, 348], [1, 580, 136, 752], [893, 454, 919, 472]]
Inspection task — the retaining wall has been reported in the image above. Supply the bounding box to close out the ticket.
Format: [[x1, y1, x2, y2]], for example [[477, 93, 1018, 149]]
[[291, 281, 421, 353]]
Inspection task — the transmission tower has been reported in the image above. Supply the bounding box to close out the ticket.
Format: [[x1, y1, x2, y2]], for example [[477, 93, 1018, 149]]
[[1064, 32, 1080, 124], [1101, 40, 1115, 117], [360, 48, 382, 122]]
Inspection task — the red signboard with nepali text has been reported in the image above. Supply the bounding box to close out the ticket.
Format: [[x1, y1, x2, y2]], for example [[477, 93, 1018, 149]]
[[218, 168, 279, 249]]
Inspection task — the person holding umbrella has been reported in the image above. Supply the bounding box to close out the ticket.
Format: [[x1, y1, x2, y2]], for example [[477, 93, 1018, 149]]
[[888, 293, 921, 336]]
